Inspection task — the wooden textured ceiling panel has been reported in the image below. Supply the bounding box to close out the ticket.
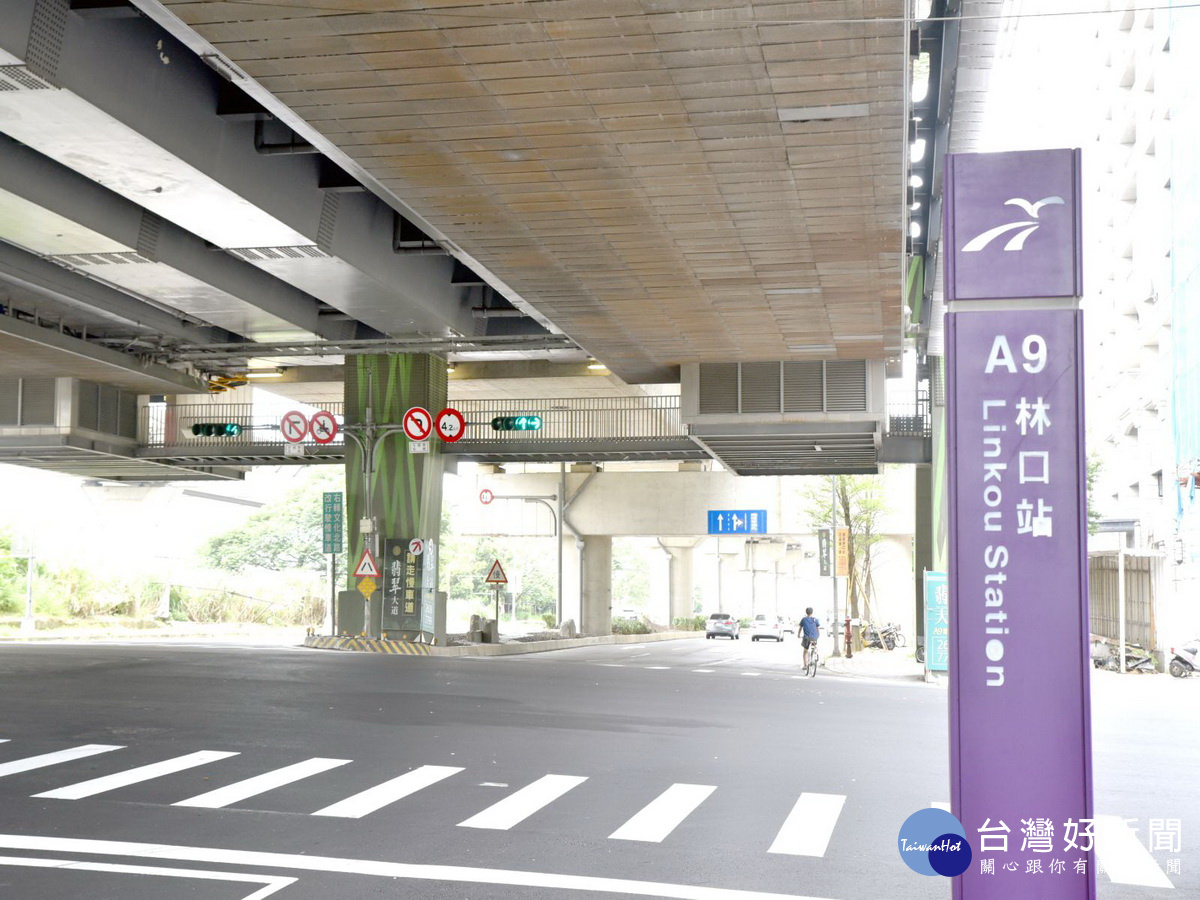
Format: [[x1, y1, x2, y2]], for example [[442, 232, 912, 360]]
[[164, 0, 909, 383]]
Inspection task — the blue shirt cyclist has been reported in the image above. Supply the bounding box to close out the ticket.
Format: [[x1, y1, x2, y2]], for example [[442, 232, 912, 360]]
[[800, 608, 821, 650]]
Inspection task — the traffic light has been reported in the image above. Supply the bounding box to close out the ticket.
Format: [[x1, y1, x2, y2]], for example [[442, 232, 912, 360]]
[[490, 415, 543, 431], [191, 422, 244, 437]]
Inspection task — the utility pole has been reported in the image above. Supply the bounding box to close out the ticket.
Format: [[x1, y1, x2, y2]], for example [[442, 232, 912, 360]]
[[830, 476, 841, 657]]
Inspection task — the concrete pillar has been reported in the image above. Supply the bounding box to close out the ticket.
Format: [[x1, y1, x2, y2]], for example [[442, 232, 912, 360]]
[[581, 535, 612, 634], [659, 538, 700, 625], [344, 353, 447, 641]]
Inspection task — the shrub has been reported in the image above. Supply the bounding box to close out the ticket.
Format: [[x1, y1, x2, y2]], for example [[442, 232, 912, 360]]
[[612, 618, 651, 635], [673, 614, 707, 631]]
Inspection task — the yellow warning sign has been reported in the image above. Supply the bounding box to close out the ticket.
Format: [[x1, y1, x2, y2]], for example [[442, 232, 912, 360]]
[[357, 576, 377, 598]]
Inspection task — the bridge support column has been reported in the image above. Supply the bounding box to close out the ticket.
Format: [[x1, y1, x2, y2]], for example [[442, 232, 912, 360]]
[[658, 538, 700, 626], [344, 353, 447, 642], [580, 535, 612, 635]]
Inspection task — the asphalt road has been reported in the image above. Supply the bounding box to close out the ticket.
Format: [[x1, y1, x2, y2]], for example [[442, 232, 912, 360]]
[[0, 635, 1193, 899]]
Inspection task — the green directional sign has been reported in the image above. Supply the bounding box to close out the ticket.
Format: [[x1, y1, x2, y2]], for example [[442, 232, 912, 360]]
[[322, 492, 344, 554]]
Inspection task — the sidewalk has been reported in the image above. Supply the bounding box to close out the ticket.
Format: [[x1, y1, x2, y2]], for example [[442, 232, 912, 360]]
[[821, 646, 936, 683]]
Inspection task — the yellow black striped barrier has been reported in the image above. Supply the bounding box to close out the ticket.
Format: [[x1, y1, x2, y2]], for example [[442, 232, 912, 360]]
[[303, 634, 432, 655]]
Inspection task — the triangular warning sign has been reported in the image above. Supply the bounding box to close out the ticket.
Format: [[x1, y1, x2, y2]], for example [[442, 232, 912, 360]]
[[353, 548, 380, 578], [484, 559, 507, 584]]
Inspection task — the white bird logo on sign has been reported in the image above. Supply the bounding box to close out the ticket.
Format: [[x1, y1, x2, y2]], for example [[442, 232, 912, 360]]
[[962, 196, 1065, 253]]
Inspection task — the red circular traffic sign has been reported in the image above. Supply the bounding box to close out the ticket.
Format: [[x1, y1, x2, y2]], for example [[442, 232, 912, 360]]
[[409, 538, 424, 556], [281, 410, 309, 443], [434, 407, 465, 443], [402, 406, 432, 441], [309, 409, 339, 444], [479, 488, 494, 505]]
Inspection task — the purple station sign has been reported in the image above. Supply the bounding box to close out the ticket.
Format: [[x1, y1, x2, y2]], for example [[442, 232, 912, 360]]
[[944, 149, 1095, 899], [945, 149, 1083, 302]]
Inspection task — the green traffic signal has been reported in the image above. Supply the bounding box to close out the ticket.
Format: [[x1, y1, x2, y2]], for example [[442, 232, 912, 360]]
[[191, 422, 244, 437], [490, 415, 543, 431]]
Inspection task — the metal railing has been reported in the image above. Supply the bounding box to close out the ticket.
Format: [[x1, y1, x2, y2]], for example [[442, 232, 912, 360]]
[[138, 397, 685, 449], [140, 402, 345, 448], [452, 396, 685, 443]]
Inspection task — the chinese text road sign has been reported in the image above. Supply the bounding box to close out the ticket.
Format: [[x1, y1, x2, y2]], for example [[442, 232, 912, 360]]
[[835, 527, 850, 577], [706, 509, 767, 535], [322, 492, 343, 554], [818, 528, 831, 577], [923, 570, 949, 672]]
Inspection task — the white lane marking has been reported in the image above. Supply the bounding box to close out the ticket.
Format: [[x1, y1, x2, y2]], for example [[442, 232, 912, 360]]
[[312, 765, 462, 818], [768, 793, 846, 856], [0, 744, 123, 778], [693, 669, 715, 673], [741, 672, 761, 677], [645, 666, 671, 670], [174, 757, 352, 809], [0, 834, 838, 899], [1094, 814, 1175, 887], [33, 750, 238, 800], [609, 783, 717, 843], [0, 855, 295, 900], [0, 739, 7, 743], [458, 774, 588, 830]]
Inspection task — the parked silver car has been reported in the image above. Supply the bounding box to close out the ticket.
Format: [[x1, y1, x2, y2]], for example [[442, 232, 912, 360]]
[[705, 612, 740, 639]]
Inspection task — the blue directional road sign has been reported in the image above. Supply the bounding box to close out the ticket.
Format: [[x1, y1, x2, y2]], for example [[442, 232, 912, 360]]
[[707, 509, 768, 535]]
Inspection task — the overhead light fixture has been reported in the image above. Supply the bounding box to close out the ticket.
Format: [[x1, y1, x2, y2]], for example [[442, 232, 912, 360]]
[[446, 361, 457, 374], [244, 369, 283, 379], [814, 445, 823, 452], [587, 358, 607, 371], [778, 103, 869, 123]]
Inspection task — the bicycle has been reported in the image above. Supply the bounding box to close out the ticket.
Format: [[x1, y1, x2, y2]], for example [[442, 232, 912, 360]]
[[804, 641, 820, 677]]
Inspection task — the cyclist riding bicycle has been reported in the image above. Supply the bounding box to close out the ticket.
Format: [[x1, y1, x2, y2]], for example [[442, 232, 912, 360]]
[[800, 607, 821, 669]]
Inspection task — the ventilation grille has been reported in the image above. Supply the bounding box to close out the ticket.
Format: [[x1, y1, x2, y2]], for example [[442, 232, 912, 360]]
[[0, 66, 55, 91], [0, 377, 56, 425], [697, 360, 869, 414], [52, 252, 152, 267], [227, 245, 332, 262], [698, 363, 739, 414], [75, 381, 137, 438]]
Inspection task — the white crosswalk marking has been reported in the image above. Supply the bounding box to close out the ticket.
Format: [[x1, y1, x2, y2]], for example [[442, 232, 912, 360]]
[[1094, 814, 1175, 887], [311, 765, 463, 819], [0, 744, 124, 778], [609, 783, 716, 842], [768, 792, 846, 856], [173, 757, 352, 809], [458, 774, 588, 830], [33, 750, 238, 800]]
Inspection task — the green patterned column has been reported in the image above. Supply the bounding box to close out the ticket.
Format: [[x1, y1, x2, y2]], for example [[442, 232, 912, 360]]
[[344, 354, 447, 641]]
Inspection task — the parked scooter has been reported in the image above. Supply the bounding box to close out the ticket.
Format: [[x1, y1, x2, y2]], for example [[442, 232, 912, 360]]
[[861, 622, 904, 651], [1169, 638, 1200, 678]]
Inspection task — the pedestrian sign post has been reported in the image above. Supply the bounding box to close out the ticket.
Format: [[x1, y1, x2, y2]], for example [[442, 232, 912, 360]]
[[485, 559, 508, 627]]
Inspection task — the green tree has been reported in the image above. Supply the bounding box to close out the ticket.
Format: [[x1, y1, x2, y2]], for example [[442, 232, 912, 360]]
[[203, 469, 342, 573], [799, 474, 888, 637], [1086, 452, 1102, 535]]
